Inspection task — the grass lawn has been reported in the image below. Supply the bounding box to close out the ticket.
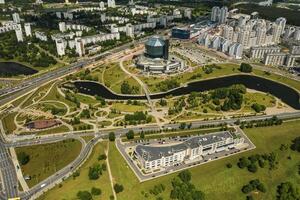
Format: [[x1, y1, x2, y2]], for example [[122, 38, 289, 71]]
[[38, 142, 113, 200], [253, 69, 300, 92], [1, 112, 17, 134], [109, 120, 300, 200], [21, 82, 54, 108], [103, 63, 128, 88], [242, 92, 276, 112], [103, 63, 141, 94], [16, 139, 82, 188], [41, 82, 77, 108], [74, 93, 99, 105], [121, 127, 221, 142], [111, 102, 148, 113], [19, 125, 70, 135]]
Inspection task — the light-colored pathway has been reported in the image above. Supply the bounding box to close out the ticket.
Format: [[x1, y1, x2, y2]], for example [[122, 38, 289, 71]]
[[105, 143, 117, 200]]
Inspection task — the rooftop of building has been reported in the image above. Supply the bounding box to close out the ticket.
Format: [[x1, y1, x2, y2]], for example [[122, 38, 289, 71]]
[[145, 36, 165, 47], [135, 131, 234, 162]]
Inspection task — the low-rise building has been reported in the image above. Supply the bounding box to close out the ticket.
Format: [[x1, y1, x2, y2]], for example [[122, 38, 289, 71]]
[[134, 131, 244, 171]]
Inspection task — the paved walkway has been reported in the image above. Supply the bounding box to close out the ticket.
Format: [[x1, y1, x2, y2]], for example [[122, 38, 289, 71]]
[[105, 143, 117, 200], [9, 147, 29, 191]]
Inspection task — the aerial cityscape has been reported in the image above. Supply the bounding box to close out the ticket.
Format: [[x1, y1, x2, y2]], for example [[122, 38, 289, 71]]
[[0, 0, 300, 200]]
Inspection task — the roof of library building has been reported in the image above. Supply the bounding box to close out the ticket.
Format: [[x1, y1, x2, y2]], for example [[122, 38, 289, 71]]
[[135, 131, 234, 162]]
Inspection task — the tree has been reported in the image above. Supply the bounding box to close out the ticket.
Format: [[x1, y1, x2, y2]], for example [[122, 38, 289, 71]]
[[247, 163, 258, 173], [252, 103, 266, 113], [237, 157, 250, 168], [17, 152, 30, 165], [140, 132, 145, 139], [277, 182, 300, 200], [126, 130, 135, 140], [226, 163, 233, 168], [257, 183, 266, 193], [91, 187, 102, 195], [109, 132, 116, 141], [239, 63, 253, 73], [242, 184, 254, 194], [114, 184, 124, 193], [291, 137, 300, 152], [88, 164, 102, 180], [77, 191, 92, 200], [178, 170, 191, 183], [98, 154, 107, 160]]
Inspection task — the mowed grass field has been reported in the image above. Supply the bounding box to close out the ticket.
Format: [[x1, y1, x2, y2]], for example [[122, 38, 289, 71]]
[[108, 120, 300, 200], [38, 142, 113, 200], [16, 139, 82, 188]]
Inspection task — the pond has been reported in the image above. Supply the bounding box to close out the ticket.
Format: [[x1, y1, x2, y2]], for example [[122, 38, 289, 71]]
[[73, 74, 300, 110], [0, 62, 38, 76]]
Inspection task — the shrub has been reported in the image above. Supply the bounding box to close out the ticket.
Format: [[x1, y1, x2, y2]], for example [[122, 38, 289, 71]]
[[91, 187, 102, 195], [77, 191, 92, 200], [109, 132, 116, 141], [114, 184, 124, 193], [17, 152, 30, 165]]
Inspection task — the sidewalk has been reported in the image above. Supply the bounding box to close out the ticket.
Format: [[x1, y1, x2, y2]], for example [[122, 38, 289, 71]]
[[9, 147, 29, 191]]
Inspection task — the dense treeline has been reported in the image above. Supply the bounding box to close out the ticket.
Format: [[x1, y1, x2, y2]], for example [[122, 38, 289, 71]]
[[234, 4, 300, 26], [0, 32, 57, 68], [124, 111, 152, 124], [121, 81, 139, 94]]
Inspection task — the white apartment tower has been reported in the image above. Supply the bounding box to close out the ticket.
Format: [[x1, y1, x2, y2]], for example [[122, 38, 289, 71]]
[[24, 23, 32, 37], [126, 23, 134, 38], [99, 1, 105, 9], [56, 39, 66, 56], [223, 25, 234, 40], [211, 6, 220, 22], [15, 24, 23, 42], [256, 27, 267, 46], [110, 24, 118, 33], [12, 13, 20, 23], [107, 0, 116, 8], [75, 37, 85, 57], [184, 8, 192, 20], [294, 29, 300, 41], [275, 17, 287, 35], [219, 7, 228, 24], [59, 22, 66, 32]]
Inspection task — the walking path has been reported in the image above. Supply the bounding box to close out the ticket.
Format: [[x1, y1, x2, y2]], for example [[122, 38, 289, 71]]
[[105, 143, 117, 200], [119, 53, 163, 127], [9, 147, 29, 191]]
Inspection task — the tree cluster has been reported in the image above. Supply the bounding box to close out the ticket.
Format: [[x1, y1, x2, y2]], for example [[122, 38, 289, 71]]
[[291, 137, 300, 153], [251, 103, 266, 113], [124, 111, 152, 124], [121, 81, 139, 94], [240, 116, 283, 129], [276, 182, 300, 200], [239, 63, 253, 73], [170, 170, 205, 200], [242, 179, 266, 194], [149, 184, 165, 196], [88, 163, 105, 180], [157, 79, 180, 92], [211, 84, 246, 111], [237, 152, 278, 173]]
